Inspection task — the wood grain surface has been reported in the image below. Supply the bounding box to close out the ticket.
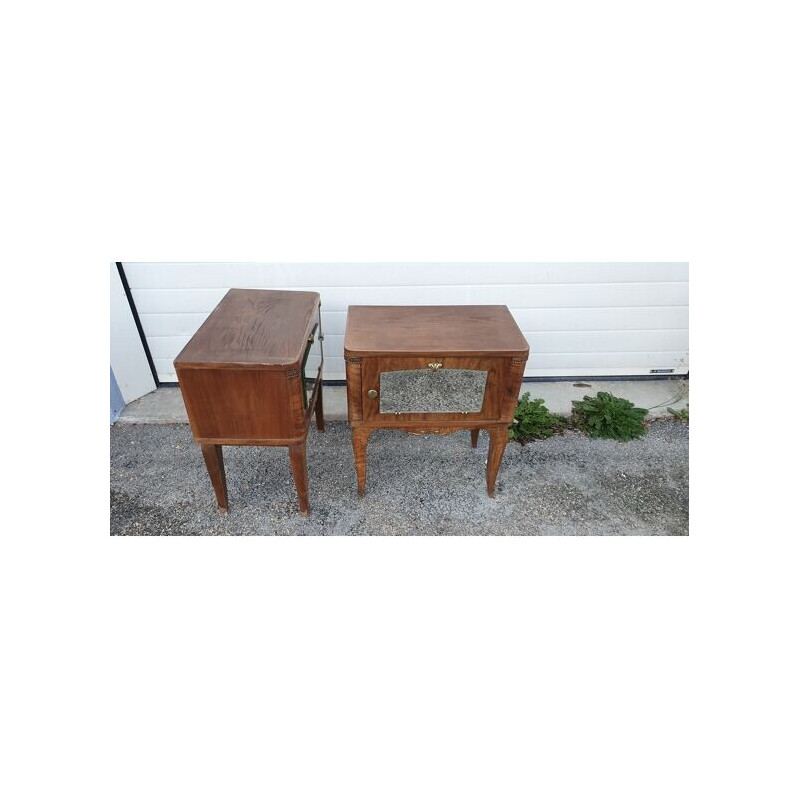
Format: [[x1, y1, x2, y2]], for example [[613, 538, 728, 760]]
[[344, 305, 529, 357], [176, 290, 322, 514], [175, 288, 320, 369], [344, 304, 528, 498]]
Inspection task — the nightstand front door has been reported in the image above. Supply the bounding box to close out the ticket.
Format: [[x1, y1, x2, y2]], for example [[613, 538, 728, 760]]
[[361, 357, 503, 423]]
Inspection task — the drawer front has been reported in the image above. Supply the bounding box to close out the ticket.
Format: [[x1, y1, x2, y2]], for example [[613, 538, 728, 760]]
[[361, 356, 505, 422]]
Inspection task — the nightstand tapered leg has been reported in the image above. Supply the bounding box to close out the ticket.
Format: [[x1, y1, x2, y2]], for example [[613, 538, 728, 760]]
[[289, 443, 310, 515], [201, 444, 228, 512], [314, 381, 325, 431], [351, 427, 372, 496], [470, 428, 480, 448], [486, 426, 509, 498]]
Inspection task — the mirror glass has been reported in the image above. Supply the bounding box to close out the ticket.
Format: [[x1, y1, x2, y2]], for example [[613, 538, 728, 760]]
[[302, 326, 323, 408], [379, 368, 488, 414]]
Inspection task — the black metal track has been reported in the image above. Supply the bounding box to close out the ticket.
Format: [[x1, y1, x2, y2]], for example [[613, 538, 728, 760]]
[[116, 262, 160, 388]]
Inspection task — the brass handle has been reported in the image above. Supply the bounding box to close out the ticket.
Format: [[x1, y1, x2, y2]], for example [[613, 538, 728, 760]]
[[367, 389, 378, 399], [428, 362, 443, 371]]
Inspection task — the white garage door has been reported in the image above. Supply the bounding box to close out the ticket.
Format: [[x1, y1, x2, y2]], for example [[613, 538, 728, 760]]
[[121, 263, 689, 383]]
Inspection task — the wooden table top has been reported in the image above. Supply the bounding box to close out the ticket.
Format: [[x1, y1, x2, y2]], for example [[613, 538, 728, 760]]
[[344, 305, 529, 357], [174, 288, 319, 369]]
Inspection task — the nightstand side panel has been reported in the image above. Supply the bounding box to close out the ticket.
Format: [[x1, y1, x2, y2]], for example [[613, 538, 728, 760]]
[[500, 357, 528, 422], [177, 367, 296, 442], [344, 356, 363, 423]]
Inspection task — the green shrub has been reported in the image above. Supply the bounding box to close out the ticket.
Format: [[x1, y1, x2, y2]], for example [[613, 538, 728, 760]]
[[571, 391, 648, 441], [668, 404, 689, 422], [509, 393, 563, 441]]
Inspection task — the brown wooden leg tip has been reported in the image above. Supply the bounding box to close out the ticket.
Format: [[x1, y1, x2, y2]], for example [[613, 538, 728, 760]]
[[202, 444, 229, 513], [289, 444, 310, 518]]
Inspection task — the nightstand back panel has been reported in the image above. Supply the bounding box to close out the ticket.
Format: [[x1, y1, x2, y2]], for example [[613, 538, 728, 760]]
[[177, 368, 294, 441]]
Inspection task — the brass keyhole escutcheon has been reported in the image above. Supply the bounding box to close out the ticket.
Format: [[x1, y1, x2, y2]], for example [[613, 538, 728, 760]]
[[367, 389, 378, 399]]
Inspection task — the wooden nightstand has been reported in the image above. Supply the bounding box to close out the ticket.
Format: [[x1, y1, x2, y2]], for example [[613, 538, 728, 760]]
[[174, 288, 324, 515], [343, 305, 529, 497]]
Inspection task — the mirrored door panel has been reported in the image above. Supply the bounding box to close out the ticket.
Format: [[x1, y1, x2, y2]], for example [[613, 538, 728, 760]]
[[379, 368, 488, 414], [301, 324, 323, 408]]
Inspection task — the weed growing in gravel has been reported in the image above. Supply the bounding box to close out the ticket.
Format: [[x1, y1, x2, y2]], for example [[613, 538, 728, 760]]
[[668, 404, 689, 422], [509, 393, 569, 442], [571, 391, 648, 441]]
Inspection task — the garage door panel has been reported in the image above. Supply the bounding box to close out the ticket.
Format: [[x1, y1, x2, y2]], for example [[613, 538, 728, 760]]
[[139, 312, 211, 337], [132, 282, 688, 315], [511, 306, 688, 331], [530, 351, 688, 370], [124, 263, 688, 382], [526, 329, 688, 354], [124, 262, 689, 289]]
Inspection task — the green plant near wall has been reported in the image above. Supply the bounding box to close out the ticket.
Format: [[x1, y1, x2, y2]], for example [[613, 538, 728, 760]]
[[571, 391, 648, 441], [668, 404, 689, 422], [509, 393, 565, 441]]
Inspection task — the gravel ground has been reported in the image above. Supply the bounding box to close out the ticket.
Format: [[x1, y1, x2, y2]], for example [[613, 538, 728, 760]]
[[110, 420, 688, 536]]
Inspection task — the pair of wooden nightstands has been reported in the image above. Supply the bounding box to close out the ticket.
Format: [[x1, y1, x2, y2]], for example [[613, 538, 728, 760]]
[[175, 289, 529, 515]]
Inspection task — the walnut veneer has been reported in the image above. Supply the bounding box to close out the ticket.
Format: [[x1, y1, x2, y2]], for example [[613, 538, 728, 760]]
[[174, 288, 324, 514], [344, 305, 529, 497]]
